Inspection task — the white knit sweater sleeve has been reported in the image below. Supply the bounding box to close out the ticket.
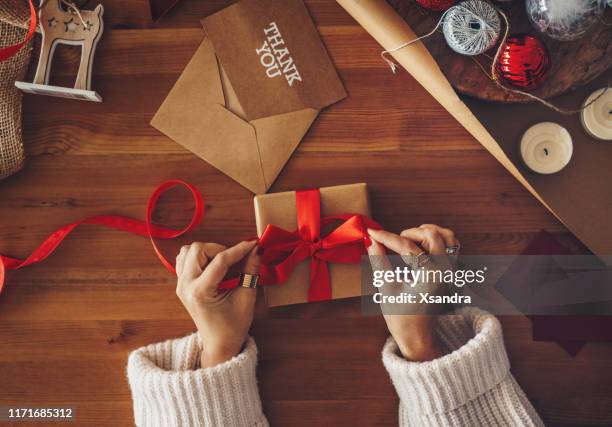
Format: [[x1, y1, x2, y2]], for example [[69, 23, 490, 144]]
[[127, 334, 268, 427], [382, 308, 544, 427]]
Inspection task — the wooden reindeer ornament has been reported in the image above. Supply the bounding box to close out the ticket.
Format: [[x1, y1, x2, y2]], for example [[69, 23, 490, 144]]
[[15, 0, 104, 102]]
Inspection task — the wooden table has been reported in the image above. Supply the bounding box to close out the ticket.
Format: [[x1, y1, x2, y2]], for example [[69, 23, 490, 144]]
[[1, 1, 611, 425]]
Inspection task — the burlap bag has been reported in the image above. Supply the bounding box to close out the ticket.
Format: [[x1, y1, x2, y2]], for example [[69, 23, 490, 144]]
[[0, 1, 33, 180]]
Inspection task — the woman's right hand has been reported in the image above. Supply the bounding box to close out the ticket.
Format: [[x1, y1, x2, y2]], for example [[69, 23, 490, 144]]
[[367, 224, 460, 362], [175, 240, 260, 368]]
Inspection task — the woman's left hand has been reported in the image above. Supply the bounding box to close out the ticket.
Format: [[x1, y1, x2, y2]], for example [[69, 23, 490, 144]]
[[367, 224, 460, 362], [175, 240, 260, 368]]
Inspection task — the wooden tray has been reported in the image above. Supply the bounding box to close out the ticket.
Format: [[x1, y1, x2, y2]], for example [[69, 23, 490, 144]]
[[388, 0, 612, 103]]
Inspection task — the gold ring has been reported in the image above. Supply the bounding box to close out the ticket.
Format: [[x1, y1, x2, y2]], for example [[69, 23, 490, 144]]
[[239, 272, 259, 289]]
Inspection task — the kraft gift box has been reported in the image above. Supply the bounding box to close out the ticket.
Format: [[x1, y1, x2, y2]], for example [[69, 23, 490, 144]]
[[254, 183, 371, 307], [151, 0, 346, 194]]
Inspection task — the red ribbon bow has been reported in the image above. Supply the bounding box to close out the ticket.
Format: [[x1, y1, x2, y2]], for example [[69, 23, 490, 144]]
[[231, 189, 380, 301]]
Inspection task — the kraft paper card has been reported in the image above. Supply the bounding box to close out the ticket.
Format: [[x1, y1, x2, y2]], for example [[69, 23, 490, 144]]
[[152, 0, 346, 194], [254, 183, 370, 307], [202, 0, 347, 121]]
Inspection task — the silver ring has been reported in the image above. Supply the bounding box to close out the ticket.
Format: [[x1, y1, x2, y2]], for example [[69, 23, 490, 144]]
[[446, 245, 460, 256], [239, 273, 259, 289], [401, 251, 430, 269]]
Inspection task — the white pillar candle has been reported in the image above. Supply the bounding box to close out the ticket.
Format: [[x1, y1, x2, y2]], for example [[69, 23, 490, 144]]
[[520, 122, 573, 174], [580, 88, 612, 141]]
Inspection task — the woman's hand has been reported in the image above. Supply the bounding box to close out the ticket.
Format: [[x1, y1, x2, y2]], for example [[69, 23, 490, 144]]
[[367, 224, 460, 362], [175, 240, 260, 368]]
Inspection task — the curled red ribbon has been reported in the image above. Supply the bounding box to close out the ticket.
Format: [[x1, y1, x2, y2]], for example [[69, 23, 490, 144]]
[[221, 189, 381, 301], [0, 180, 204, 295], [0, 0, 37, 62]]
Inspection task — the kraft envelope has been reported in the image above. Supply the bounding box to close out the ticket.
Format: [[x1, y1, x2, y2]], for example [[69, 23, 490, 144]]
[[151, 0, 346, 194], [151, 39, 318, 193]]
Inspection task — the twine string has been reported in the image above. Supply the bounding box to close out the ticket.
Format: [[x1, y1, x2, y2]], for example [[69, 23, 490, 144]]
[[60, 0, 88, 28], [381, 4, 495, 73], [487, 8, 610, 115]]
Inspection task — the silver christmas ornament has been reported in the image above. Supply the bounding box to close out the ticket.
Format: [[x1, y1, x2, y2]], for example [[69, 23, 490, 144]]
[[526, 0, 606, 41]]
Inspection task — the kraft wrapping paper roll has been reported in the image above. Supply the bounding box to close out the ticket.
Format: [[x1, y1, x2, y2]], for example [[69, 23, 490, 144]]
[[337, 0, 555, 215]]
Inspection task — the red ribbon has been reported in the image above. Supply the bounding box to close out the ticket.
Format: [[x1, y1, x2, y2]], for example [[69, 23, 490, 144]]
[[220, 189, 380, 301], [1, 184, 378, 303], [0, 180, 204, 295], [0, 0, 37, 62]]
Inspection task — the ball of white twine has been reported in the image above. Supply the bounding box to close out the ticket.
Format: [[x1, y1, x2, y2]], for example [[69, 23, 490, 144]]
[[443, 0, 501, 56]]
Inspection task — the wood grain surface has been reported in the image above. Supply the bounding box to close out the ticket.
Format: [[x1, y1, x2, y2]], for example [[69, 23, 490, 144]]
[[1, 1, 611, 426]]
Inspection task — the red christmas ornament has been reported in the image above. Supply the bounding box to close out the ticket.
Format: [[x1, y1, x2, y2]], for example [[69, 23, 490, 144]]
[[495, 34, 551, 90], [415, 0, 456, 12]]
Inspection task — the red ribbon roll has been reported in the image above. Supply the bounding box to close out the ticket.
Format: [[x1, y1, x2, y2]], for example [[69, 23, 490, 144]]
[[0, 0, 37, 62], [0, 180, 204, 295]]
